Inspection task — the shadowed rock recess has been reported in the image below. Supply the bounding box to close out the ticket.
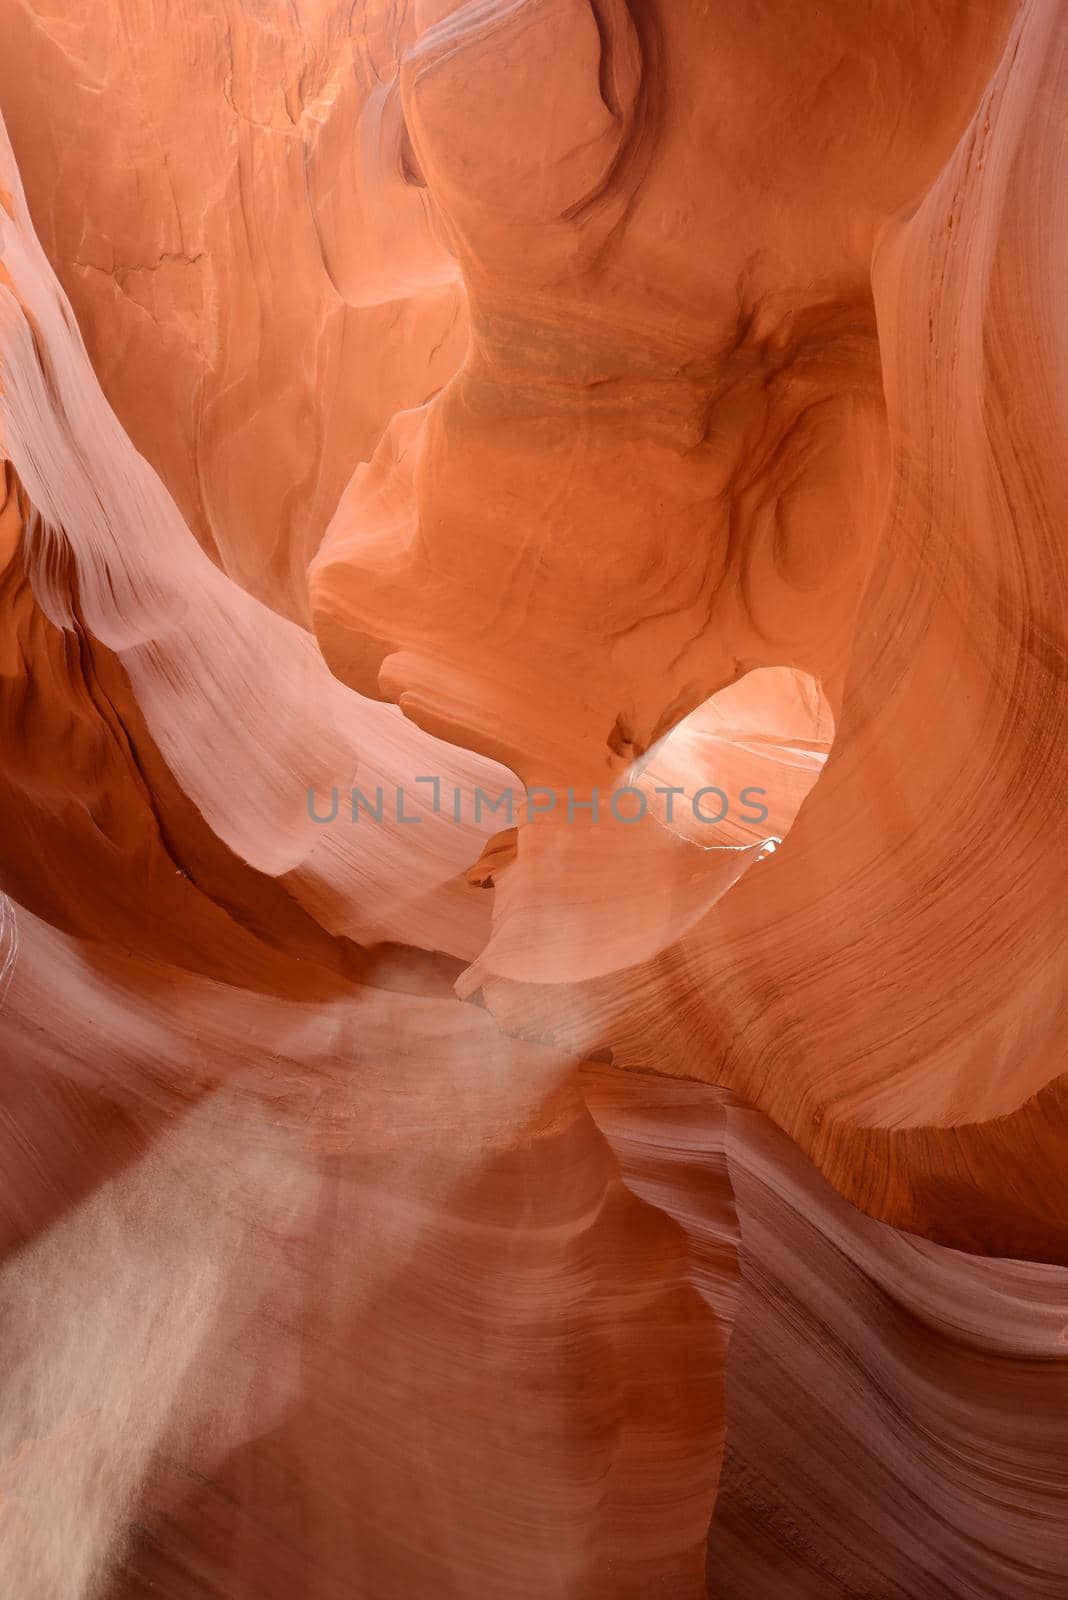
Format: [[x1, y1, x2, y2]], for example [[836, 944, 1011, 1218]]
[[0, 2, 1066, 1596]]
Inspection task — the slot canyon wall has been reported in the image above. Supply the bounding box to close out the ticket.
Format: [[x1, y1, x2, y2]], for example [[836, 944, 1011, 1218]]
[[1, 1, 1067, 1595]]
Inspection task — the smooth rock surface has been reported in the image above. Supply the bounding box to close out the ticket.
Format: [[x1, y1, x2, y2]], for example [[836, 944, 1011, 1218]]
[[1, 2, 1066, 1596]]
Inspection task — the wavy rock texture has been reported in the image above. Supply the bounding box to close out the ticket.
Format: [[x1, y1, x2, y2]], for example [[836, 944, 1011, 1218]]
[[1, 1, 1067, 1597]]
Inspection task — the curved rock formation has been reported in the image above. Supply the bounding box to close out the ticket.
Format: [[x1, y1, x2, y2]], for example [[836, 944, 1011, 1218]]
[[1, 1, 1067, 1596]]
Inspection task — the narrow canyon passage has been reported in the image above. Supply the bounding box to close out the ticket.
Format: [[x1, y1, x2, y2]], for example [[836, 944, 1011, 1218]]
[[1, 2, 1067, 1596]]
